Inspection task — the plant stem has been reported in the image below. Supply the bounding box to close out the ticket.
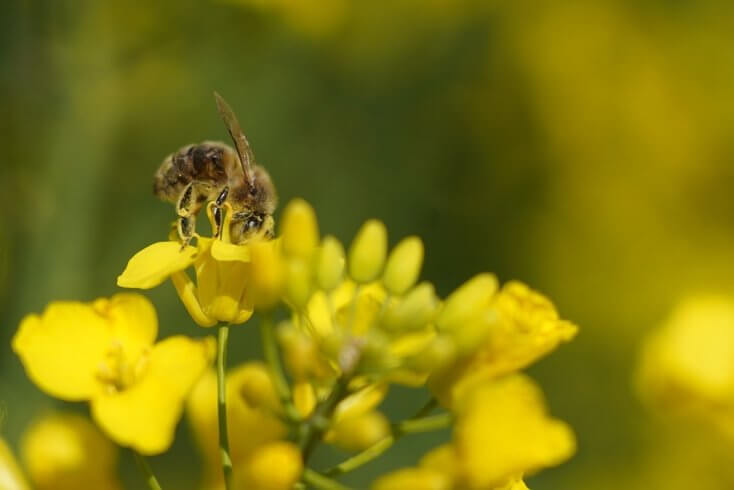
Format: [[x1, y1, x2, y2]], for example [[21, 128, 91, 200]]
[[299, 377, 349, 462], [217, 325, 233, 490], [302, 468, 352, 490], [260, 313, 300, 422], [324, 410, 452, 476], [133, 451, 163, 490]]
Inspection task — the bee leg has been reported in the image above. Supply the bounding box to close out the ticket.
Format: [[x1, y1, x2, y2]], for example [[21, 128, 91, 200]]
[[213, 186, 229, 238], [178, 215, 196, 250], [177, 182, 196, 217]]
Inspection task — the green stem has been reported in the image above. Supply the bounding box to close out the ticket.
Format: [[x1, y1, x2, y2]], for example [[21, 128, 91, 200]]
[[260, 313, 300, 422], [395, 413, 452, 434], [325, 411, 452, 477], [299, 377, 349, 462], [133, 451, 163, 490], [302, 468, 352, 490], [217, 325, 233, 490]]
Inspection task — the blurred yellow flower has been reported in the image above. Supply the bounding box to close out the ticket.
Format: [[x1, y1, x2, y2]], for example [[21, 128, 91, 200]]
[[0, 437, 29, 490], [21, 413, 120, 490], [453, 375, 575, 488], [12, 293, 214, 454], [381, 375, 572, 489], [118, 202, 261, 326], [430, 281, 577, 408], [235, 441, 302, 490], [187, 363, 287, 490], [637, 295, 734, 438]]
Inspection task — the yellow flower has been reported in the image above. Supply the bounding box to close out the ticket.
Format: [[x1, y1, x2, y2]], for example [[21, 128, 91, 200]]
[[12, 293, 214, 454], [0, 437, 29, 490], [21, 413, 120, 490], [187, 363, 287, 490], [637, 295, 734, 438], [452, 375, 575, 488], [117, 202, 258, 326], [430, 281, 577, 408]]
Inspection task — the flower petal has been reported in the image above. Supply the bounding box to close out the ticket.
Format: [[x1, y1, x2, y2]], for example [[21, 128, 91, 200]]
[[12, 302, 112, 401], [91, 336, 214, 454], [171, 271, 217, 327], [93, 294, 157, 360], [117, 241, 197, 289], [211, 240, 251, 262]]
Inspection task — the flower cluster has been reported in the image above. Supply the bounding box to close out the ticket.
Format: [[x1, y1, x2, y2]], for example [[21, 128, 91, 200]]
[[11, 195, 577, 489]]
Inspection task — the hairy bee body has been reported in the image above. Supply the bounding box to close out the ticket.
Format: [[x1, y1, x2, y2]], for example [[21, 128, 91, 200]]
[[153, 94, 277, 245]]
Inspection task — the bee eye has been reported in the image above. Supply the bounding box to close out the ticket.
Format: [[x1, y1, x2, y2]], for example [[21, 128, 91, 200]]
[[245, 217, 260, 231]]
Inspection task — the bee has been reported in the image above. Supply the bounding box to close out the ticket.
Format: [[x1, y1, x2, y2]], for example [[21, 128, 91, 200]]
[[153, 92, 277, 246]]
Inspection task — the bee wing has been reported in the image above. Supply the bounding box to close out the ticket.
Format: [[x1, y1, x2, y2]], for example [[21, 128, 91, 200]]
[[214, 92, 255, 187]]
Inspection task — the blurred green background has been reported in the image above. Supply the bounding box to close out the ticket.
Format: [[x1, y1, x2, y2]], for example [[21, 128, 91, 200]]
[[3, 1, 734, 488]]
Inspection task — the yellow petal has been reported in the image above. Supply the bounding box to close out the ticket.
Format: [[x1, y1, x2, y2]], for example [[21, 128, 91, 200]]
[[211, 240, 251, 262], [171, 271, 217, 327], [12, 302, 112, 401], [117, 241, 197, 289], [93, 294, 157, 362], [91, 336, 214, 454], [0, 438, 30, 490], [455, 375, 575, 488], [21, 413, 120, 490]]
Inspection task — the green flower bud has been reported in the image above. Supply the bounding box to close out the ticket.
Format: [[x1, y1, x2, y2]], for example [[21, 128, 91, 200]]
[[280, 198, 319, 259], [382, 282, 439, 331], [348, 220, 387, 283], [316, 236, 345, 291], [436, 273, 498, 332], [383, 236, 424, 295]]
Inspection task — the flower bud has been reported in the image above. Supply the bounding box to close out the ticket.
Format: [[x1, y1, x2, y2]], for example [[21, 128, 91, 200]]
[[382, 282, 439, 331], [249, 240, 286, 310], [436, 273, 497, 332], [327, 410, 390, 451], [237, 363, 281, 414], [284, 259, 313, 310], [280, 199, 319, 259], [348, 220, 387, 283], [382, 236, 424, 295], [239, 441, 302, 490], [316, 236, 345, 291]]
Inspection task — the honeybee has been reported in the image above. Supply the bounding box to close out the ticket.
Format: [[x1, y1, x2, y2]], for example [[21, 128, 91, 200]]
[[153, 92, 277, 246]]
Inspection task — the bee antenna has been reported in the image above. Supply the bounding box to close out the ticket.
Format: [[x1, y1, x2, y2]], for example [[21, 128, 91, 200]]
[[214, 91, 256, 189]]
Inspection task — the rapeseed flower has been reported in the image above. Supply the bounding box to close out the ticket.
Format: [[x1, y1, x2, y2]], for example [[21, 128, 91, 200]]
[[21, 413, 121, 490], [429, 281, 578, 408], [374, 375, 574, 489], [118, 202, 267, 326], [637, 295, 734, 438], [12, 293, 214, 454]]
